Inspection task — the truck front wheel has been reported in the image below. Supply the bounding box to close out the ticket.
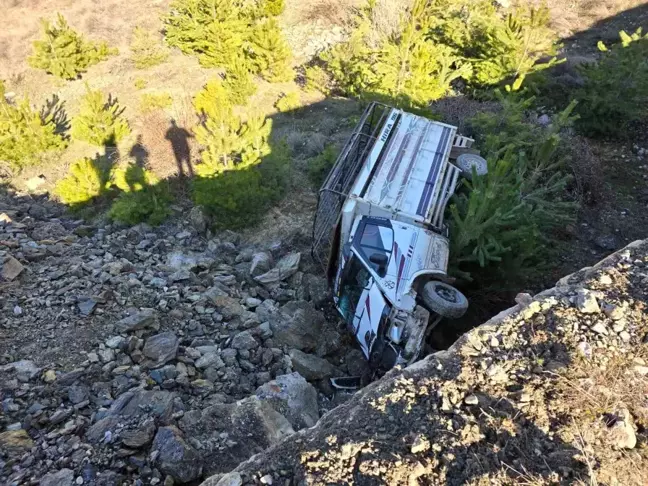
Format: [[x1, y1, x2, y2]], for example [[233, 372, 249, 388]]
[[420, 281, 468, 319]]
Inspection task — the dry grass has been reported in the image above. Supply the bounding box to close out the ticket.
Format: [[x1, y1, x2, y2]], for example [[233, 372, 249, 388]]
[[558, 348, 648, 426]]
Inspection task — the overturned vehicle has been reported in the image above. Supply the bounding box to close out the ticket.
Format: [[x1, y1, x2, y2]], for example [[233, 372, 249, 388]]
[[312, 103, 486, 374]]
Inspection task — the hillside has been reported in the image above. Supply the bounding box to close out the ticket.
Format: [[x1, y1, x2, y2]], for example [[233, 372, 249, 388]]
[[203, 239, 648, 486]]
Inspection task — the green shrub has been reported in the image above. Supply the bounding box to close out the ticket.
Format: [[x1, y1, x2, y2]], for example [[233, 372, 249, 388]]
[[28, 14, 117, 80], [162, 0, 293, 81], [134, 78, 148, 90], [108, 164, 171, 225], [192, 141, 291, 229], [71, 88, 131, 146], [140, 92, 173, 113], [275, 91, 301, 112], [54, 156, 108, 206], [304, 65, 331, 93], [130, 26, 169, 69], [307, 144, 338, 187], [572, 29, 648, 137], [109, 187, 171, 226], [0, 82, 67, 170], [222, 64, 257, 105], [449, 94, 578, 282]]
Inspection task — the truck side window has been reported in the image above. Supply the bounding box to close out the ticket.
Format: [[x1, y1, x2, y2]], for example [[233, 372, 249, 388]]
[[338, 256, 371, 329], [358, 223, 393, 277]]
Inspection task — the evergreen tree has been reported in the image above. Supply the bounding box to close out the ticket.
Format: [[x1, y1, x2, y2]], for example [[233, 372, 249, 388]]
[[193, 78, 272, 175], [130, 26, 169, 69], [0, 82, 67, 170], [223, 62, 257, 105], [28, 14, 117, 80], [261, 0, 285, 16], [54, 157, 108, 206], [473, 6, 557, 86], [246, 19, 294, 82], [71, 88, 131, 146]]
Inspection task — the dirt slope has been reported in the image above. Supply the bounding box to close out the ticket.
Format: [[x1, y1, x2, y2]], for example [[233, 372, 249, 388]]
[[203, 240, 648, 486]]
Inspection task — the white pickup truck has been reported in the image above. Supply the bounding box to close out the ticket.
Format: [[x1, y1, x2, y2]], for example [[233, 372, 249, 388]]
[[312, 102, 486, 372]]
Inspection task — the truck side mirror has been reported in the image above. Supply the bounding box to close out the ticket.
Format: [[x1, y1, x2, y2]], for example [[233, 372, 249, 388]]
[[369, 253, 388, 276]]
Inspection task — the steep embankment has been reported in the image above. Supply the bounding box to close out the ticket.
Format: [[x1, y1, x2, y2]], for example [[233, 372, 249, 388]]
[[203, 241, 648, 486]]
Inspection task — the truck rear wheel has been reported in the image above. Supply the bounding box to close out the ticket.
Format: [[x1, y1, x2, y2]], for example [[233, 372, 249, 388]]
[[420, 281, 468, 319]]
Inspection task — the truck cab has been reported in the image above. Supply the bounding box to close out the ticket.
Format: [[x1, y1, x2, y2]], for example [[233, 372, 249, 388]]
[[312, 103, 484, 370]]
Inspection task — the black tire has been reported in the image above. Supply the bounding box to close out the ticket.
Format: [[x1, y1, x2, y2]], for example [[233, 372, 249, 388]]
[[420, 281, 468, 319]]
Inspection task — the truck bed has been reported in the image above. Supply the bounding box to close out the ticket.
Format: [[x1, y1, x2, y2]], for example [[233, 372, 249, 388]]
[[352, 110, 461, 229]]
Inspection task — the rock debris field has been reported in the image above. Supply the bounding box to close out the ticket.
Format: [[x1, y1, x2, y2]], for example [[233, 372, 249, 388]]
[[0, 193, 366, 485]]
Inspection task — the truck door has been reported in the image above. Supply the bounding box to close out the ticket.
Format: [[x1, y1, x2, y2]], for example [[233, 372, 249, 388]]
[[335, 253, 388, 358]]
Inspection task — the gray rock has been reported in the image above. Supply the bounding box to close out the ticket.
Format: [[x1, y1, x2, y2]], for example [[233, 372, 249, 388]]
[[608, 407, 637, 449], [255, 252, 301, 285], [116, 309, 157, 332], [189, 206, 209, 234], [68, 384, 90, 404], [121, 419, 156, 448], [5, 359, 41, 382], [230, 330, 258, 350], [86, 390, 176, 443], [574, 289, 600, 314], [78, 298, 97, 316], [345, 349, 369, 377], [1, 255, 24, 281], [40, 468, 75, 486], [289, 350, 339, 381], [268, 301, 325, 352], [256, 372, 319, 429], [179, 396, 293, 477], [196, 352, 225, 370], [31, 221, 68, 241], [302, 273, 329, 305], [106, 336, 126, 349], [143, 332, 179, 367], [249, 252, 273, 277], [0, 429, 33, 457], [594, 234, 621, 251], [153, 426, 203, 483]]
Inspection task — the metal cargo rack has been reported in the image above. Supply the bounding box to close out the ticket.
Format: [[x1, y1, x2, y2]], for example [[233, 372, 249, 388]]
[[311, 102, 392, 269]]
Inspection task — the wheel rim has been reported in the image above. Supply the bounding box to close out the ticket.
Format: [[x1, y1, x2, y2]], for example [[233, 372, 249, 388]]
[[435, 284, 457, 303]]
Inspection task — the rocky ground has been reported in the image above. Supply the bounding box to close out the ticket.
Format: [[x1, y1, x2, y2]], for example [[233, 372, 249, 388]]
[[202, 240, 648, 486], [0, 189, 367, 486]]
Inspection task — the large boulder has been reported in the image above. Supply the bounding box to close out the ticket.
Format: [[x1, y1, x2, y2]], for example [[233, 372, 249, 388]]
[[256, 372, 319, 429], [254, 252, 301, 285], [153, 426, 203, 483], [289, 350, 340, 381], [267, 301, 325, 353], [142, 331, 179, 367], [179, 396, 294, 476]]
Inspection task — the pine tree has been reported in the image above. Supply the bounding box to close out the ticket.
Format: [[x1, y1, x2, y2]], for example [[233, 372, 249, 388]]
[[130, 26, 169, 69], [193, 79, 241, 174], [247, 19, 294, 82], [0, 81, 67, 170], [223, 62, 257, 105], [28, 14, 117, 80], [261, 0, 285, 16], [71, 88, 131, 146], [239, 111, 272, 166], [473, 6, 557, 86], [54, 157, 108, 206]]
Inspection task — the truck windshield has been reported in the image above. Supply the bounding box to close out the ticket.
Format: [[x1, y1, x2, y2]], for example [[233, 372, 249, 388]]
[[338, 255, 371, 327]]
